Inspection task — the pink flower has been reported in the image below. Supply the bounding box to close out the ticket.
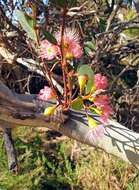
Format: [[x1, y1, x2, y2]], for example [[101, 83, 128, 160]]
[[56, 28, 83, 59], [38, 86, 55, 101], [72, 44, 83, 58], [39, 40, 59, 60], [94, 74, 108, 90], [39, 28, 83, 60], [94, 95, 109, 107], [94, 95, 113, 123], [85, 125, 105, 144]]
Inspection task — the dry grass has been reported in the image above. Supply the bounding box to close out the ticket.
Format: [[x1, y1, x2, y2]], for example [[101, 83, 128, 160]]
[[0, 126, 139, 190]]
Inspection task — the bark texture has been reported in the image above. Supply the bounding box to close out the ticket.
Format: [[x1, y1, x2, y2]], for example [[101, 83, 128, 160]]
[[3, 127, 18, 173], [0, 80, 139, 169]]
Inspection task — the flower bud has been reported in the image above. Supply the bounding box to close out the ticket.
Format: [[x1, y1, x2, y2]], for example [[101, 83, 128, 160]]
[[44, 106, 56, 116], [78, 74, 88, 94], [88, 116, 98, 128]]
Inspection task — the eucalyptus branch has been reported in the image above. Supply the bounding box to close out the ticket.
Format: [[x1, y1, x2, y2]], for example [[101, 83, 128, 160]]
[[1, 81, 139, 168]]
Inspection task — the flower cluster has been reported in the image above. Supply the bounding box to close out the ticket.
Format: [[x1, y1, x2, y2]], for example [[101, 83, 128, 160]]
[[94, 73, 108, 90], [90, 73, 112, 123], [56, 28, 83, 59], [84, 74, 112, 141], [93, 95, 112, 123], [77, 72, 112, 140], [93, 74, 112, 123], [39, 28, 83, 60], [39, 40, 59, 60], [39, 26, 112, 143]]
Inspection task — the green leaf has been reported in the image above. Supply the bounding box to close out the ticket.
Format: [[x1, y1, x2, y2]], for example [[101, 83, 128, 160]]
[[78, 65, 94, 94], [15, 10, 37, 42], [98, 18, 106, 32], [127, 0, 132, 6], [71, 97, 83, 110], [43, 31, 58, 45], [127, 183, 133, 190], [124, 8, 136, 21], [26, 14, 36, 28], [89, 107, 102, 115], [84, 41, 96, 51], [84, 47, 92, 56], [123, 28, 139, 38], [84, 41, 96, 56]]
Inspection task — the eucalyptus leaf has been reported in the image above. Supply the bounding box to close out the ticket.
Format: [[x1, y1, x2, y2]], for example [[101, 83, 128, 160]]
[[71, 97, 83, 110], [26, 14, 36, 28], [89, 107, 102, 115], [78, 65, 94, 94], [84, 41, 96, 51], [15, 10, 37, 42], [99, 18, 106, 32], [84, 47, 92, 56]]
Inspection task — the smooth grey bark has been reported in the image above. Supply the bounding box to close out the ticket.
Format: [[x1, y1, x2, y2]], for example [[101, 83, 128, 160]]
[[0, 81, 139, 169]]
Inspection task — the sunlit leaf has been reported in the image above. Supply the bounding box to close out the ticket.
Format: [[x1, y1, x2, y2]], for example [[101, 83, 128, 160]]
[[88, 116, 98, 128], [71, 97, 83, 110], [89, 107, 102, 115], [78, 75, 88, 94], [122, 9, 139, 38], [26, 14, 36, 28], [15, 10, 37, 42], [78, 65, 94, 94]]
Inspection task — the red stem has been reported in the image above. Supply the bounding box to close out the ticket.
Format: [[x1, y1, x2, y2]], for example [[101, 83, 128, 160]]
[[60, 7, 68, 108], [67, 72, 72, 108], [42, 60, 63, 105]]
